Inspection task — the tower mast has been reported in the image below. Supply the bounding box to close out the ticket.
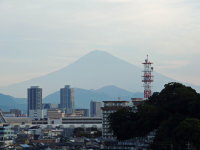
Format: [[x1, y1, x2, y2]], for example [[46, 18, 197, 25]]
[[142, 55, 154, 99]]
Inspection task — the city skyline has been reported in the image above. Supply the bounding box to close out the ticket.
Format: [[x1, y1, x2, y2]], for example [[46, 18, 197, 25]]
[[0, 0, 200, 87]]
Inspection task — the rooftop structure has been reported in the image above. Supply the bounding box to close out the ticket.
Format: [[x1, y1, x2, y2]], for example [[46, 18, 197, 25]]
[[62, 117, 102, 128], [5, 117, 32, 125], [131, 98, 144, 107]]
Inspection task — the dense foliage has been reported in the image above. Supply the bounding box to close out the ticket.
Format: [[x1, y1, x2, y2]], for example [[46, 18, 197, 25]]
[[109, 82, 200, 149]]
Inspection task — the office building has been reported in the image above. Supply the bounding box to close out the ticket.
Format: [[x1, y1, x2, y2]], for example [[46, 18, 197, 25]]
[[60, 85, 74, 115], [47, 109, 64, 119], [90, 101, 102, 117], [47, 109, 64, 124], [102, 101, 130, 138], [43, 103, 59, 118], [43, 103, 59, 110], [27, 86, 43, 120], [75, 109, 89, 117], [10, 109, 22, 117], [3, 109, 23, 117]]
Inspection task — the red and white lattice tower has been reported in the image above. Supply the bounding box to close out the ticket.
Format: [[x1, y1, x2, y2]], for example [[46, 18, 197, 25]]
[[142, 55, 154, 99]]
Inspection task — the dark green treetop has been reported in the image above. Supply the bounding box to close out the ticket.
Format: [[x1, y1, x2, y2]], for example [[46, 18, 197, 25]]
[[109, 82, 200, 149]]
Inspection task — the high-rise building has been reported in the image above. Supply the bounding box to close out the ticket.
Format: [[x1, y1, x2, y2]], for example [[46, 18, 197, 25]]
[[60, 85, 74, 114], [102, 101, 130, 138], [90, 101, 102, 117], [27, 86, 43, 120]]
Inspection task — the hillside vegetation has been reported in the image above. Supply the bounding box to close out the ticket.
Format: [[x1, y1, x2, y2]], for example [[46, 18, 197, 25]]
[[109, 82, 200, 149]]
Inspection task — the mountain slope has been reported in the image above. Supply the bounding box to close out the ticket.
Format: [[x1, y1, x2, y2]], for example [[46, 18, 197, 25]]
[[0, 85, 142, 113], [0, 94, 26, 112], [1, 50, 198, 97], [95, 85, 135, 97], [43, 85, 143, 108]]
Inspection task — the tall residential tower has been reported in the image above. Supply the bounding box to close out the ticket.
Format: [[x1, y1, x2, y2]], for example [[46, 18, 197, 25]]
[[60, 85, 75, 114], [27, 86, 43, 120]]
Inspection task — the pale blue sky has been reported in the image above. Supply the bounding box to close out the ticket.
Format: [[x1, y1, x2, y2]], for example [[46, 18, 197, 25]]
[[0, 0, 200, 86]]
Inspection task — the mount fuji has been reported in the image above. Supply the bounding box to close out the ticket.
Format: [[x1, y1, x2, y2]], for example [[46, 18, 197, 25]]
[[0, 50, 199, 98]]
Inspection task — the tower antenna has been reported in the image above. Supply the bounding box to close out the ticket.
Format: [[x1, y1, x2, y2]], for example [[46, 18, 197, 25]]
[[142, 55, 154, 99]]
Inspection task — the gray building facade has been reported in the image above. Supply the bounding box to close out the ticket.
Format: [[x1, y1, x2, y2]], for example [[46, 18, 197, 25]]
[[90, 101, 102, 117], [60, 85, 75, 114], [27, 86, 43, 119], [75, 109, 89, 117]]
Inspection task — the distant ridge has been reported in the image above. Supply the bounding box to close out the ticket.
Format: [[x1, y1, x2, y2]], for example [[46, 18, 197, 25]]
[[1, 83, 199, 111], [0, 94, 26, 112], [0, 50, 199, 97], [43, 85, 143, 108], [0, 85, 143, 111], [95, 85, 134, 97]]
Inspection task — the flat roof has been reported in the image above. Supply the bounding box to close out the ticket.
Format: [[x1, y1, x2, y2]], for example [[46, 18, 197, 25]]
[[5, 117, 32, 123], [103, 101, 129, 103]]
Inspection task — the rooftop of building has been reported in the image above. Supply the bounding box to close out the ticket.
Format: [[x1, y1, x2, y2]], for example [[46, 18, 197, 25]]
[[62, 117, 102, 119], [5, 117, 32, 123], [131, 98, 144, 101], [30, 86, 40, 88], [103, 101, 130, 103], [101, 106, 130, 110]]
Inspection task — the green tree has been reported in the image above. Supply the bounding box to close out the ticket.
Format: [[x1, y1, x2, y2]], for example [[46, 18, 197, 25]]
[[109, 82, 200, 149], [173, 118, 200, 149], [109, 107, 134, 140]]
